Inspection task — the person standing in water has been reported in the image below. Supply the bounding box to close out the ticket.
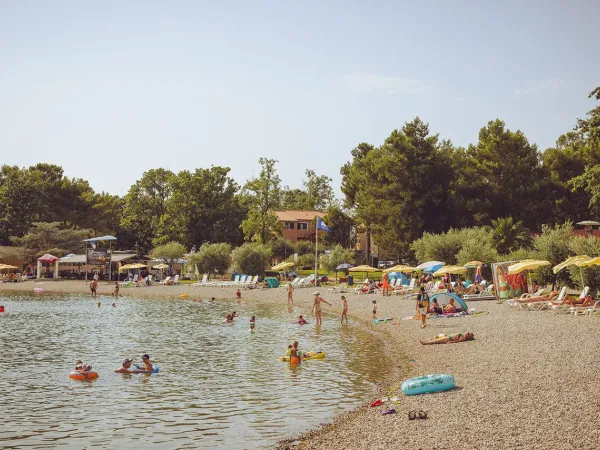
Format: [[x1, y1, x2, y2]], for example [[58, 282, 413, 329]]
[[340, 296, 348, 324], [112, 281, 120, 297], [372, 300, 377, 320], [90, 279, 98, 298], [312, 292, 331, 326]]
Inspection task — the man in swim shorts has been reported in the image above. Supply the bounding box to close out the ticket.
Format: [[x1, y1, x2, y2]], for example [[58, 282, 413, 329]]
[[139, 354, 154, 372], [90, 279, 98, 298]]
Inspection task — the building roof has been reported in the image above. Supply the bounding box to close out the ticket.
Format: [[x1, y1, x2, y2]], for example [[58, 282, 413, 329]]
[[274, 210, 327, 222], [58, 253, 138, 264]]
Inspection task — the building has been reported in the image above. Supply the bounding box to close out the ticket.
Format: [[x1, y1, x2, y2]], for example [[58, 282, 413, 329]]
[[274, 210, 327, 244]]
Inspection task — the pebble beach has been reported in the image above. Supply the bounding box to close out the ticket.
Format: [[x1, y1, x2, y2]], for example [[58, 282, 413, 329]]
[[2, 280, 599, 449]]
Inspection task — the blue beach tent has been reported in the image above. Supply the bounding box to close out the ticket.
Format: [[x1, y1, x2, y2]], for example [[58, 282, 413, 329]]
[[429, 292, 469, 311]]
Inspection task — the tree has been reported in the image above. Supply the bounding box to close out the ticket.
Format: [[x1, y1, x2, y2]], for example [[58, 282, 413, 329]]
[[568, 235, 600, 293], [529, 222, 573, 289], [10, 222, 90, 262], [90, 193, 125, 236], [295, 240, 315, 255], [121, 169, 174, 253], [241, 158, 282, 243], [189, 243, 232, 278], [486, 217, 533, 255], [232, 242, 272, 275], [269, 236, 295, 260], [320, 244, 355, 272], [411, 228, 494, 264], [303, 169, 335, 210], [156, 167, 246, 247], [322, 206, 355, 248], [151, 241, 186, 266]]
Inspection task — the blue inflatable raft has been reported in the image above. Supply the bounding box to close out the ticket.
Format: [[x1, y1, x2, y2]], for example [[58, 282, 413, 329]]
[[401, 374, 456, 395]]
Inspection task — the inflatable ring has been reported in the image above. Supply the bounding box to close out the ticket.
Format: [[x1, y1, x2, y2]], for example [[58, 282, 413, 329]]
[[69, 371, 99, 381], [133, 364, 160, 374], [180, 293, 189, 298], [401, 374, 455, 395]]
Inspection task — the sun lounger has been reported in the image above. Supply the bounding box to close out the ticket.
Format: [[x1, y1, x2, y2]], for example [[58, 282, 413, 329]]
[[193, 274, 208, 286], [159, 276, 172, 285], [552, 286, 588, 314], [329, 283, 348, 293]]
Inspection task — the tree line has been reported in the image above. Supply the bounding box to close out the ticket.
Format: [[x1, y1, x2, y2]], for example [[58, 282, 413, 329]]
[[1, 86, 599, 268]]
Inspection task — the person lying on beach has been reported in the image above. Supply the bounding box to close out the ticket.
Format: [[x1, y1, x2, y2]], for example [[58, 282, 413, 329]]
[[562, 294, 594, 307], [114, 358, 144, 374], [297, 315, 308, 325], [420, 332, 475, 345]]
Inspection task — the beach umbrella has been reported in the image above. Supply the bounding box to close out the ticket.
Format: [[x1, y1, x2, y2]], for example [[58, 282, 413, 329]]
[[384, 264, 415, 273], [507, 260, 550, 275], [271, 261, 295, 271], [153, 263, 170, 269], [349, 264, 378, 281], [119, 264, 133, 271], [415, 261, 445, 274], [553, 255, 590, 274], [433, 265, 468, 277], [336, 263, 354, 270], [464, 261, 483, 269]]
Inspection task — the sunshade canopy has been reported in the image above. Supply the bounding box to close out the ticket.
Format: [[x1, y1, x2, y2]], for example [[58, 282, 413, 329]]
[[0, 264, 18, 270], [336, 263, 354, 270], [464, 261, 483, 268], [553, 255, 590, 274], [384, 264, 415, 273], [507, 260, 550, 275], [576, 257, 600, 268], [271, 261, 294, 271], [576, 221, 600, 226], [348, 265, 378, 272], [153, 263, 170, 269], [433, 265, 468, 276], [37, 253, 59, 263], [415, 261, 445, 271], [82, 235, 117, 242]]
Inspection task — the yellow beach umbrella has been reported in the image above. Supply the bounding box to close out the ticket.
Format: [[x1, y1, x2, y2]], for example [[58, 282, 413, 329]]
[[349, 264, 378, 281], [153, 263, 170, 270], [271, 261, 294, 271], [553, 255, 590, 274], [118, 264, 133, 271], [464, 261, 483, 269], [128, 263, 147, 269], [507, 260, 550, 275], [433, 265, 468, 276], [384, 264, 415, 273]]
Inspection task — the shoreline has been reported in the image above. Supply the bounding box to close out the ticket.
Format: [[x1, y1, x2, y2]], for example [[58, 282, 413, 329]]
[[4, 281, 600, 449]]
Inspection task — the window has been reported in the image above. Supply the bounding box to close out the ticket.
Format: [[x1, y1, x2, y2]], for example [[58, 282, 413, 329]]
[[297, 222, 308, 230], [285, 222, 295, 230]]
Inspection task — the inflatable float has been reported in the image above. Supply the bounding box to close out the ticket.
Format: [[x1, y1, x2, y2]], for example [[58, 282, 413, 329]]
[[401, 374, 456, 395], [279, 352, 325, 362], [179, 293, 189, 299], [69, 371, 99, 381], [374, 318, 393, 324], [134, 364, 160, 374], [33, 288, 44, 294]]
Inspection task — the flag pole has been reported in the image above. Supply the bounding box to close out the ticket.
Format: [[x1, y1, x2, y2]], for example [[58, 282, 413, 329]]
[[314, 217, 318, 287]]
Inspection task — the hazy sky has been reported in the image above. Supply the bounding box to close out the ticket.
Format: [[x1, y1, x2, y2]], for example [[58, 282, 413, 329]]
[[1, 1, 599, 196]]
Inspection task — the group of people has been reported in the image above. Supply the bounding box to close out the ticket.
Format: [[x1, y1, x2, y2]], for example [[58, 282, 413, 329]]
[[114, 354, 155, 374], [415, 287, 463, 328]]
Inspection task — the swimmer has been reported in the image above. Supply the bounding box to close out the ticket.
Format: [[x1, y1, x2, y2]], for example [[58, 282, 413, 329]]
[[97, 301, 101, 307], [112, 303, 116, 307], [249, 315, 256, 330], [372, 300, 377, 320], [90, 279, 98, 298], [298, 315, 308, 325], [112, 281, 121, 297], [75, 360, 92, 372], [114, 358, 143, 374], [210, 297, 215, 302], [341, 295, 348, 324], [139, 354, 154, 372]]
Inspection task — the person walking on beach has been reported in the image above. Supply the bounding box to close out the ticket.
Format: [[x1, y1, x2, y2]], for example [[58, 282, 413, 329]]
[[372, 300, 377, 320], [287, 283, 295, 307], [416, 287, 429, 328], [90, 279, 98, 298], [475, 264, 483, 284], [341, 295, 348, 324], [312, 292, 331, 326], [381, 272, 390, 296]]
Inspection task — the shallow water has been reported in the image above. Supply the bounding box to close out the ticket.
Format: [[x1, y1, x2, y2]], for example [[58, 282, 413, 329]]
[[0, 293, 391, 448]]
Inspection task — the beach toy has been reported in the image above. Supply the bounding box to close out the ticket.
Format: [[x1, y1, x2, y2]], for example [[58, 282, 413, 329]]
[[374, 318, 393, 324], [180, 293, 189, 299], [69, 371, 99, 381], [401, 374, 456, 396], [279, 352, 325, 362], [370, 399, 384, 407], [133, 364, 160, 374], [381, 408, 397, 415], [33, 288, 44, 294], [0, 306, 4, 313]]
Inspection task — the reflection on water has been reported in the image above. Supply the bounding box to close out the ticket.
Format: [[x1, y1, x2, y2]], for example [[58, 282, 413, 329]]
[[0, 293, 391, 448]]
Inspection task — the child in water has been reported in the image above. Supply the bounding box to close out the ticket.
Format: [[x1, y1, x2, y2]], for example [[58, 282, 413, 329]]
[[249, 315, 256, 330], [341, 296, 348, 324], [298, 315, 308, 325], [236, 289, 241, 298], [75, 360, 92, 372], [372, 300, 377, 320]]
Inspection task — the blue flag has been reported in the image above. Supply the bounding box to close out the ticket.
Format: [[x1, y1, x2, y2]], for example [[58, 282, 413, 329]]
[[316, 217, 331, 233]]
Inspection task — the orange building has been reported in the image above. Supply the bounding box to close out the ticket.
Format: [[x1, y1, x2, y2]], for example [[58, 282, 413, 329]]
[[274, 210, 327, 244]]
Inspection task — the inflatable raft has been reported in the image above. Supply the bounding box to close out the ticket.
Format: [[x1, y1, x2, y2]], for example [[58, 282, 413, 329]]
[[69, 371, 99, 381], [401, 374, 456, 395], [279, 352, 325, 362]]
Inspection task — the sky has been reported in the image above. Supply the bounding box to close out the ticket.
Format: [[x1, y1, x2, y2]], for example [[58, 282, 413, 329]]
[[1, 0, 599, 196]]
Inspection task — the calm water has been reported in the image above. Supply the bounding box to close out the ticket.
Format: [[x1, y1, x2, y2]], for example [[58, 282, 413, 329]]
[[0, 293, 391, 449]]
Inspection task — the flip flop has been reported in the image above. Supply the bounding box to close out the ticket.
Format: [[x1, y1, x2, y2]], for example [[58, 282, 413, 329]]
[[370, 399, 384, 407], [418, 410, 428, 419], [381, 408, 396, 415], [408, 410, 416, 420]]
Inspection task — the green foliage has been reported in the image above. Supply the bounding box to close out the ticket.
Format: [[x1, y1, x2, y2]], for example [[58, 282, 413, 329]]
[[241, 158, 282, 243], [530, 222, 574, 288], [232, 242, 272, 275], [151, 241, 187, 265], [411, 228, 494, 264], [567, 236, 600, 292], [189, 243, 232, 277], [10, 222, 90, 261], [269, 237, 295, 260], [295, 240, 315, 255], [319, 244, 356, 272], [486, 217, 533, 254], [155, 167, 246, 248], [296, 253, 315, 269], [121, 169, 175, 253], [322, 206, 355, 248], [281, 169, 335, 211]]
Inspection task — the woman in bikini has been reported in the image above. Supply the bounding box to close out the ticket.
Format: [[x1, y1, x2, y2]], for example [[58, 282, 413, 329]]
[[312, 292, 331, 326], [420, 332, 475, 345]]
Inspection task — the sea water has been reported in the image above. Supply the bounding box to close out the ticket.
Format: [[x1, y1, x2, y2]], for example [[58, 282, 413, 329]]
[[0, 293, 391, 448]]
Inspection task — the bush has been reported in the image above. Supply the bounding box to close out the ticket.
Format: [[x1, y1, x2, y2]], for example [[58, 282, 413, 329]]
[[269, 237, 295, 260], [151, 241, 187, 265], [297, 253, 315, 269], [295, 241, 315, 255], [320, 244, 355, 272], [411, 227, 494, 264], [189, 243, 231, 278], [232, 243, 272, 276], [568, 235, 600, 293], [530, 222, 573, 289]]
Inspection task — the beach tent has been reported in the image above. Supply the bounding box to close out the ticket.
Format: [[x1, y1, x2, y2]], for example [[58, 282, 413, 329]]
[[430, 292, 469, 312], [37, 253, 59, 279], [387, 272, 409, 286]]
